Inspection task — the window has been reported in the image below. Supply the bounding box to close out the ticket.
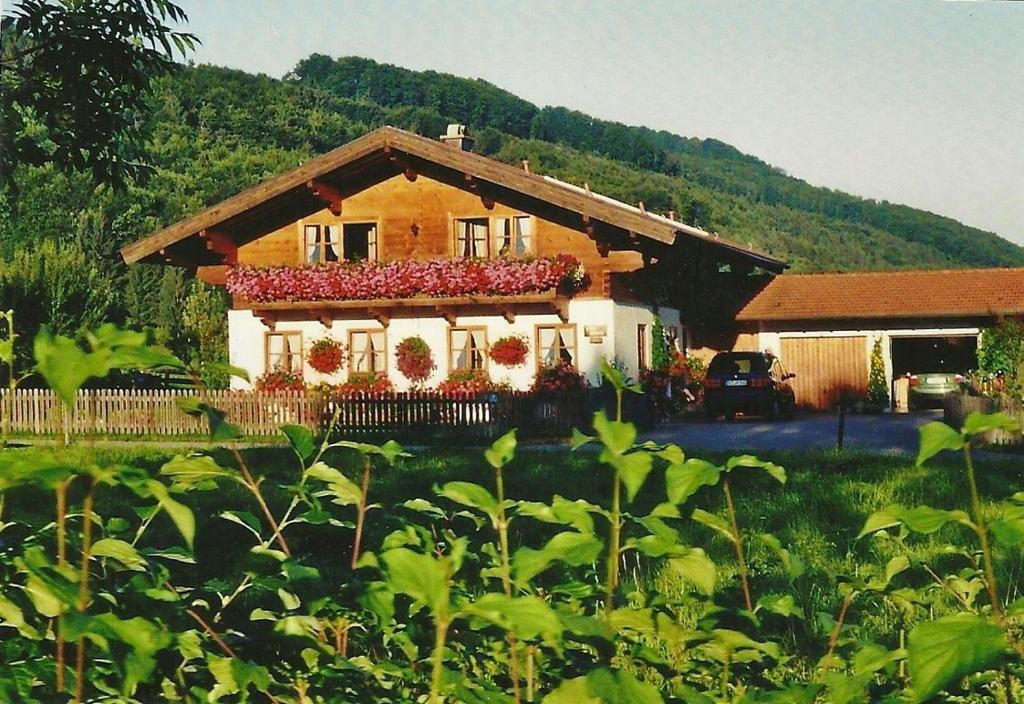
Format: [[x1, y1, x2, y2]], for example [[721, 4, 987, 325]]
[[449, 327, 488, 372], [304, 224, 341, 263], [666, 325, 682, 352], [494, 216, 532, 256], [637, 323, 648, 371], [266, 331, 303, 375], [455, 218, 489, 258], [537, 324, 578, 368], [349, 329, 387, 374], [304, 222, 377, 263], [343, 222, 378, 262]]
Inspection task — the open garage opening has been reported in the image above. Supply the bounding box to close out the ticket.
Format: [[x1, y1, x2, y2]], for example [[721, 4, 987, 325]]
[[890, 334, 977, 410]]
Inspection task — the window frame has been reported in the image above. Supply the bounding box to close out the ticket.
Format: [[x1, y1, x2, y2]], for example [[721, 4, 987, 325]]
[[264, 330, 304, 377], [448, 326, 489, 373], [302, 220, 379, 264], [452, 214, 535, 259], [347, 328, 388, 375], [637, 323, 649, 371], [535, 323, 579, 370]]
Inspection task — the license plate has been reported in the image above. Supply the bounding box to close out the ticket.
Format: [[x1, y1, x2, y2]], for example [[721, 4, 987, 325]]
[[927, 376, 947, 385], [725, 379, 748, 387]]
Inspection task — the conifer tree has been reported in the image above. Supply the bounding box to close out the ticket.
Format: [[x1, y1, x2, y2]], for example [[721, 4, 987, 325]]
[[866, 337, 889, 410]]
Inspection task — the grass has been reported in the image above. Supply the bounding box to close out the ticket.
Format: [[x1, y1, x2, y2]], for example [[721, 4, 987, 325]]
[[3, 440, 1020, 656]]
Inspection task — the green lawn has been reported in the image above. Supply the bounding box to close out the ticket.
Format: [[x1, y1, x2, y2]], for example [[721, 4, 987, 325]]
[[3, 440, 1019, 652]]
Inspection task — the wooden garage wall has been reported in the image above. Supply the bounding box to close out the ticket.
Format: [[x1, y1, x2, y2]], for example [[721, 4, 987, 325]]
[[780, 336, 868, 410]]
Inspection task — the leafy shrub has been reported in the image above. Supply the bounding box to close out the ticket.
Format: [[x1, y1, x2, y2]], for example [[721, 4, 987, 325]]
[[978, 318, 1024, 398], [866, 336, 889, 410], [3, 323, 1024, 703], [395, 336, 436, 384]]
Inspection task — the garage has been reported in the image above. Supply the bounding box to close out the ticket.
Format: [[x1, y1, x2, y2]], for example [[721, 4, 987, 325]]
[[780, 336, 867, 410], [734, 268, 1024, 412]]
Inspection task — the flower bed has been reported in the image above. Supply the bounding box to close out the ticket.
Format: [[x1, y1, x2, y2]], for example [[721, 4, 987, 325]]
[[226, 255, 583, 303], [255, 368, 305, 391], [532, 362, 589, 394], [489, 334, 529, 367], [333, 372, 394, 396], [437, 369, 507, 395]]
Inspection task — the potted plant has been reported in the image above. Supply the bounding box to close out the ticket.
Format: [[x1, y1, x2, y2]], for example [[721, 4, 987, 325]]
[[307, 336, 346, 374], [488, 334, 529, 367], [395, 336, 436, 386]]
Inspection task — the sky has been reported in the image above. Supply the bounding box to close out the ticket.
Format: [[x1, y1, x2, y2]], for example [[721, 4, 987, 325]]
[[175, 0, 1024, 245]]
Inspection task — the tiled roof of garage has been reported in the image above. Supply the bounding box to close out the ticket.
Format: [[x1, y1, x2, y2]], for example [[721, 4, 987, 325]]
[[736, 268, 1024, 322]]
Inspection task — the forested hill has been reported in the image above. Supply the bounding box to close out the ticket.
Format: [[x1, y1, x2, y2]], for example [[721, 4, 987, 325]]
[[289, 54, 1023, 271], [4, 58, 1023, 274]]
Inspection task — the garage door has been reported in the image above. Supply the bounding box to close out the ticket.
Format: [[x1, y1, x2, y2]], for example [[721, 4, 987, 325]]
[[780, 336, 868, 410]]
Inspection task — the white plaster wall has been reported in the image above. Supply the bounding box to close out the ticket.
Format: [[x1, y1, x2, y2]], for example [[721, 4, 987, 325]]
[[228, 301, 680, 391], [611, 303, 682, 379]]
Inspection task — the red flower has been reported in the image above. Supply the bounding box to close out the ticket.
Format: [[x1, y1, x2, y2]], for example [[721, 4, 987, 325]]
[[395, 336, 436, 384], [225, 255, 586, 303], [307, 337, 346, 374], [334, 372, 394, 397], [531, 362, 588, 394], [489, 335, 529, 367], [255, 368, 305, 391]]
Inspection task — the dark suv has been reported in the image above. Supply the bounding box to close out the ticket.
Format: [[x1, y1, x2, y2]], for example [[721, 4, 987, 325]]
[[703, 352, 796, 420]]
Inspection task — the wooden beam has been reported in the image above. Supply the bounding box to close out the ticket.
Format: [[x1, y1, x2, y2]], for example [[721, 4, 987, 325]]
[[306, 179, 343, 215], [318, 313, 333, 328], [368, 307, 391, 327], [198, 229, 238, 265], [403, 166, 418, 182], [197, 265, 229, 285], [481, 194, 495, 210], [259, 317, 276, 331], [501, 308, 516, 324], [435, 306, 457, 325]]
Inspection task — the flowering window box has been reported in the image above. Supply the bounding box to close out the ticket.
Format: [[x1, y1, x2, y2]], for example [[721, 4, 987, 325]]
[[226, 255, 585, 304]]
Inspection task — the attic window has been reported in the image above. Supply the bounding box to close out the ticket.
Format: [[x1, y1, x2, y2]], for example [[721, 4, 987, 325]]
[[495, 216, 532, 256], [455, 218, 489, 258], [304, 224, 340, 263], [305, 223, 377, 263]]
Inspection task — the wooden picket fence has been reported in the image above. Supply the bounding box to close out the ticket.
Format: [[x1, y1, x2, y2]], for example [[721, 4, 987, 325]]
[[944, 393, 1024, 446], [1, 389, 321, 439], [0, 388, 601, 441]]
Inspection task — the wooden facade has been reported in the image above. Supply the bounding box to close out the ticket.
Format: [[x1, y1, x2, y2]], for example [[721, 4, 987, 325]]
[[235, 173, 643, 301]]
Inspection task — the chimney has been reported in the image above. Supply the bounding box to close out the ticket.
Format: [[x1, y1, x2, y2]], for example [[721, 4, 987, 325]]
[[439, 123, 474, 152]]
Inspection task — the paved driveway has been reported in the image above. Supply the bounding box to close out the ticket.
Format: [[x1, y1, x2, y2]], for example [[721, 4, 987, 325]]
[[642, 410, 943, 455]]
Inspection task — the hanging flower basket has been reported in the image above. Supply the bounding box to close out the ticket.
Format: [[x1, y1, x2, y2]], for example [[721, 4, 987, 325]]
[[255, 368, 305, 391], [307, 337, 346, 374], [395, 336, 436, 384], [488, 334, 529, 367]]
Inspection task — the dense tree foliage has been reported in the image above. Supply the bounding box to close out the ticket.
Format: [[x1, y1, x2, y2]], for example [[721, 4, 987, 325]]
[[2, 56, 1022, 385], [294, 55, 1024, 269], [0, 0, 196, 187]]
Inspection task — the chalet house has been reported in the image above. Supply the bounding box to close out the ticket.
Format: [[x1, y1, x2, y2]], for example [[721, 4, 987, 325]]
[[121, 125, 785, 392]]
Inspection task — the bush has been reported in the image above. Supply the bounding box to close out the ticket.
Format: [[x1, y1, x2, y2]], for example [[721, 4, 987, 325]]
[[254, 367, 304, 391], [865, 336, 889, 410], [437, 368, 499, 395], [335, 371, 394, 396], [978, 319, 1024, 398], [532, 361, 588, 394]]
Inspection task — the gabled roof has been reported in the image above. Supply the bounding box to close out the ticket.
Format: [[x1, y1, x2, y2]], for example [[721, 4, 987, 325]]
[[120, 126, 786, 271], [736, 268, 1024, 322]]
